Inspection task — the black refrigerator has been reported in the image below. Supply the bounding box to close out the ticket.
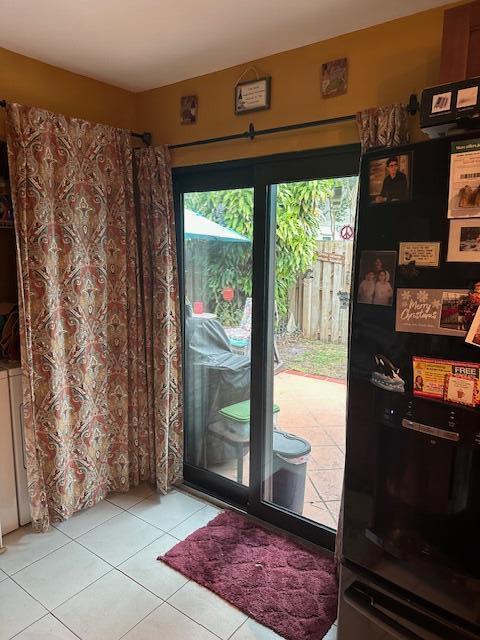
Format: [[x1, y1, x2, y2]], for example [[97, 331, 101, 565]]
[[338, 133, 480, 640]]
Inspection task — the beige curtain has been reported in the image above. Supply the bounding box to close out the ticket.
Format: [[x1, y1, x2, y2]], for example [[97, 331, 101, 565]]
[[356, 104, 409, 152], [7, 104, 182, 531]]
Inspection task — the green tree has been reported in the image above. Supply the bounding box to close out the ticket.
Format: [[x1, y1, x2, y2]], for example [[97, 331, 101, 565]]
[[184, 178, 356, 325]]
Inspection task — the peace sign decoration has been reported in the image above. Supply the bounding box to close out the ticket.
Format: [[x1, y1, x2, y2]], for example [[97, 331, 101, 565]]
[[340, 224, 354, 240]]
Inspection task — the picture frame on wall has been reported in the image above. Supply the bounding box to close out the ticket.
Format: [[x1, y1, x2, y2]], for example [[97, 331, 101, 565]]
[[368, 153, 412, 204], [180, 95, 198, 125], [235, 77, 271, 115], [321, 58, 348, 98]]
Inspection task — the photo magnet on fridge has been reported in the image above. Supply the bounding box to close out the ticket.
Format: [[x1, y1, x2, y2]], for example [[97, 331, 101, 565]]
[[396, 289, 469, 336], [357, 250, 396, 306], [447, 219, 480, 261], [466, 305, 480, 348], [369, 154, 411, 204]]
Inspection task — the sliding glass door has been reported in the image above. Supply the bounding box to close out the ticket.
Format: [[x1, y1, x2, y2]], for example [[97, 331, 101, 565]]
[[182, 188, 253, 487], [262, 177, 358, 531], [174, 145, 360, 547]]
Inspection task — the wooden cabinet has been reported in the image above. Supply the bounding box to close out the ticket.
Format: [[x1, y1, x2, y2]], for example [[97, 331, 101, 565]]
[[440, 0, 480, 83]]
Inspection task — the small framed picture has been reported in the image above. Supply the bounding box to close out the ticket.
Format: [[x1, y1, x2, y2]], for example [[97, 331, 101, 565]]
[[357, 250, 396, 306], [457, 86, 478, 109], [235, 77, 271, 115], [180, 95, 198, 125], [368, 153, 411, 204], [447, 219, 480, 261], [321, 58, 348, 98], [431, 91, 452, 114]]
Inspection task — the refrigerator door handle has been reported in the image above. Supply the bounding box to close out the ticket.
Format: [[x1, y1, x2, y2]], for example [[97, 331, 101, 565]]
[[401, 418, 459, 441], [343, 587, 424, 640]]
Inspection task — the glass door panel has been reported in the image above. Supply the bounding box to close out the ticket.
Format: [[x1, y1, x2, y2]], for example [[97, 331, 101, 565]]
[[262, 177, 358, 530], [183, 188, 253, 486]]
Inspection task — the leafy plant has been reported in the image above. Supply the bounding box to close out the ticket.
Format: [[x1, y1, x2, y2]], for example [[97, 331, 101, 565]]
[[184, 178, 356, 325]]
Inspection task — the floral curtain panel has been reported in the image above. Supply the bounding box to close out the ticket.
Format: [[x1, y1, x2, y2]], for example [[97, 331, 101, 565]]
[[7, 104, 182, 531], [134, 146, 183, 493], [356, 103, 410, 152]]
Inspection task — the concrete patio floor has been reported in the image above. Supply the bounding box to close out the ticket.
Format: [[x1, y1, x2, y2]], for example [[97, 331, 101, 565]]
[[209, 370, 346, 530]]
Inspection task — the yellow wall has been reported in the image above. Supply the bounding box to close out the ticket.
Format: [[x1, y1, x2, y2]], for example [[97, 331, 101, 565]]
[[138, 4, 454, 167], [0, 47, 137, 139]]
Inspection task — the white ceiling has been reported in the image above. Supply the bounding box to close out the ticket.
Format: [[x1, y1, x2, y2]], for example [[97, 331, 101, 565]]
[[0, 0, 452, 92]]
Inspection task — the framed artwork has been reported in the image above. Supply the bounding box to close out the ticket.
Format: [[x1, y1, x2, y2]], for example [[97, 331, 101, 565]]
[[321, 58, 348, 98], [235, 77, 271, 115], [431, 91, 452, 114], [180, 95, 198, 125], [457, 86, 478, 109], [368, 153, 411, 204]]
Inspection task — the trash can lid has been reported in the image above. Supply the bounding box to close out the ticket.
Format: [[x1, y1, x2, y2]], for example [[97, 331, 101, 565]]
[[219, 400, 280, 423], [273, 430, 311, 458]]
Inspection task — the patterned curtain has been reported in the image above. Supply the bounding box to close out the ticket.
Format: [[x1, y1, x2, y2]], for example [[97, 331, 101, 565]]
[[356, 103, 409, 152], [133, 146, 183, 494], [6, 104, 182, 531]]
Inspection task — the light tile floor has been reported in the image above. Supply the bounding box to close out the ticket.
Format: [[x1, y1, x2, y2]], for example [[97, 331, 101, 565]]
[[0, 487, 338, 640]]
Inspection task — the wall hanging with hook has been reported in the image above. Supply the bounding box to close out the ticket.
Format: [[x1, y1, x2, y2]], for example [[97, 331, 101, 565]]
[[234, 65, 271, 116]]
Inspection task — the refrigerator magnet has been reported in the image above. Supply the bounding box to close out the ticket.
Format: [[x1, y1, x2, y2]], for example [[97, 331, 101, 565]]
[[399, 242, 440, 267], [396, 288, 469, 336], [412, 356, 480, 403], [466, 305, 480, 348], [368, 153, 412, 205], [448, 138, 480, 219], [357, 250, 396, 306], [443, 373, 478, 407], [447, 219, 480, 261]]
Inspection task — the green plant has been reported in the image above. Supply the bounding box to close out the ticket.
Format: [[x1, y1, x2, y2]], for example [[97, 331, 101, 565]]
[[184, 179, 355, 324]]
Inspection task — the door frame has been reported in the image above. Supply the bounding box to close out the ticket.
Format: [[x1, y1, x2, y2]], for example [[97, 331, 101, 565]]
[[173, 143, 361, 550]]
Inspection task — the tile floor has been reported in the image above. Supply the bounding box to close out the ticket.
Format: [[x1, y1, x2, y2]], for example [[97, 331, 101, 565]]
[[0, 487, 338, 640], [209, 371, 346, 529]]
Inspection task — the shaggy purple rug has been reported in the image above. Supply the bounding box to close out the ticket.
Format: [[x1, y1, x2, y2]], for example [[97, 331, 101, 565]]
[[159, 510, 337, 640]]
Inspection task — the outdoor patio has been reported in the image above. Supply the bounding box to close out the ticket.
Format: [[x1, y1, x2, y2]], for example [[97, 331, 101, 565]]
[[209, 370, 346, 529]]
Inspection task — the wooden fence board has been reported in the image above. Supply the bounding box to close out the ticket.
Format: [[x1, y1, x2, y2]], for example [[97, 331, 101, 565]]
[[288, 239, 353, 344]]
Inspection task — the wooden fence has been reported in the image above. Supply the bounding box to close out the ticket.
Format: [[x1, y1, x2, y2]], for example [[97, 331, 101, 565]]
[[288, 240, 353, 344]]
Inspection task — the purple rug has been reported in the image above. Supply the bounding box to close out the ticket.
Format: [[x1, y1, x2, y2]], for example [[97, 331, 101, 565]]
[[159, 510, 337, 640]]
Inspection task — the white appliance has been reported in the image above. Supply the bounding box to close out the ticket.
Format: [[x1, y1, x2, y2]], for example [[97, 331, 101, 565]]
[[0, 368, 18, 533], [0, 362, 30, 528]]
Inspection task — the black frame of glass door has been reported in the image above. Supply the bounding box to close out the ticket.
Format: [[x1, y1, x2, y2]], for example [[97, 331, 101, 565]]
[[173, 143, 361, 550]]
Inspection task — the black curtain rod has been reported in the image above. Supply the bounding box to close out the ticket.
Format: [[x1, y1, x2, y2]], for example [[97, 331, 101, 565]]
[[169, 93, 420, 150], [0, 99, 152, 146]]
